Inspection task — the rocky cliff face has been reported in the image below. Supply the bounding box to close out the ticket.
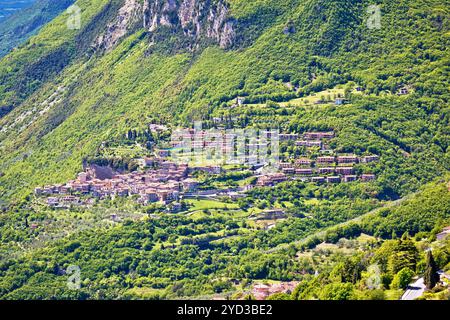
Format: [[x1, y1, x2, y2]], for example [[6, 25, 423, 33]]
[[95, 0, 143, 51], [96, 0, 235, 51], [143, 0, 235, 49]]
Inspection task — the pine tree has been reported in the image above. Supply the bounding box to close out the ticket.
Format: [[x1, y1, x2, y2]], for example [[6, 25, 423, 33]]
[[424, 251, 440, 290], [388, 235, 419, 274]]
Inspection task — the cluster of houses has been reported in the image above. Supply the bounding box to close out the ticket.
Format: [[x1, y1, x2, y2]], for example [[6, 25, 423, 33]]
[[266, 131, 379, 185], [45, 196, 92, 209], [257, 173, 289, 187], [35, 159, 203, 208], [168, 129, 337, 165], [277, 154, 377, 177], [34, 128, 381, 208], [251, 282, 299, 300], [170, 127, 278, 148], [168, 127, 282, 166], [257, 171, 376, 187], [280, 131, 339, 156], [280, 131, 351, 152]]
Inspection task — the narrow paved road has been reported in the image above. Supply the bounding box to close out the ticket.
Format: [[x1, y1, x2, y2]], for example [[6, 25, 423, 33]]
[[401, 271, 446, 300], [401, 277, 425, 300]]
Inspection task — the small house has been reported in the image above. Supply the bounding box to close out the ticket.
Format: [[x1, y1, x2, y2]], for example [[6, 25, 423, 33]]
[[318, 167, 335, 174], [337, 155, 358, 164], [295, 168, 313, 176], [237, 97, 245, 106], [335, 167, 355, 175], [361, 155, 380, 163], [182, 178, 198, 192], [343, 175, 357, 182], [296, 140, 322, 148], [295, 158, 312, 167], [316, 156, 336, 165], [282, 167, 295, 175], [279, 133, 299, 141], [397, 87, 409, 95], [327, 176, 341, 183], [361, 174, 376, 182]]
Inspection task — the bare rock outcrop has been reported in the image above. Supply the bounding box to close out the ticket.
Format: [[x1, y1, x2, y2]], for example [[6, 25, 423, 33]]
[[96, 0, 236, 51], [95, 0, 143, 51]]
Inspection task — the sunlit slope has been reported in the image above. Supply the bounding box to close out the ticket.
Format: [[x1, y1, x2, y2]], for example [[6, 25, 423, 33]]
[[0, 0, 448, 205]]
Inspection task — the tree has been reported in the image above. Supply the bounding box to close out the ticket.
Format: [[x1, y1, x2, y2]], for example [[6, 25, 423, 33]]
[[391, 267, 414, 289], [330, 255, 364, 284], [267, 292, 292, 300], [319, 283, 355, 300], [424, 251, 440, 290], [388, 235, 419, 275]]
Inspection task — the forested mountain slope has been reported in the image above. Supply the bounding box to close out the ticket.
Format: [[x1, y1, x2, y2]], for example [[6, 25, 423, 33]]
[[0, 0, 36, 21], [0, 0, 75, 58], [0, 0, 448, 205]]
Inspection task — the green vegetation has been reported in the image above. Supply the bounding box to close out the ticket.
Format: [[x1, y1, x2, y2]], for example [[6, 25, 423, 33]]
[[0, 175, 448, 299], [0, 0, 449, 300], [424, 251, 440, 290], [0, 0, 75, 58]]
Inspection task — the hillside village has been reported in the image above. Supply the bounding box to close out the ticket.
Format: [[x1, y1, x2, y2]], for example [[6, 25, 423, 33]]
[[258, 130, 378, 186], [34, 127, 378, 210]]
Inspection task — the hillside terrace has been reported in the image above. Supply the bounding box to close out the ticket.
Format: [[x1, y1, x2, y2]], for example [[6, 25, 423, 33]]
[[279, 154, 379, 169], [273, 130, 378, 184], [169, 129, 339, 162], [277, 153, 378, 181]]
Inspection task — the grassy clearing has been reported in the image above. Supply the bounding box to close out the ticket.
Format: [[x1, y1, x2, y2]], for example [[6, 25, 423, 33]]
[[304, 198, 320, 205], [189, 208, 250, 220], [281, 88, 346, 106], [184, 199, 240, 212]]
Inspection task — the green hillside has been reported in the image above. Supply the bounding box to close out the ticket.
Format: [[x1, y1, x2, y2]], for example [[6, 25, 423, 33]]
[[0, 0, 448, 204], [0, 0, 75, 58], [0, 0, 449, 300]]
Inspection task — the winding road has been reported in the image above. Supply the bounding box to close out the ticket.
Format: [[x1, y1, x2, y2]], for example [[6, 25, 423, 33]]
[[401, 277, 426, 300], [401, 271, 447, 300]]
